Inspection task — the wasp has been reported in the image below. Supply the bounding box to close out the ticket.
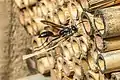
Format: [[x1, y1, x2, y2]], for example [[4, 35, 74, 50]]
[[32, 20, 84, 52]]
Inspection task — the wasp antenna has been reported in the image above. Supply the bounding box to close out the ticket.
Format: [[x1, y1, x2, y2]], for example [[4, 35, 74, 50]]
[[77, 20, 88, 25]]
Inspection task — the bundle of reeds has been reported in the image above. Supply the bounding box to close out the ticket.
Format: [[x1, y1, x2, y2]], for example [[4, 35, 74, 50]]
[[14, 0, 120, 80]]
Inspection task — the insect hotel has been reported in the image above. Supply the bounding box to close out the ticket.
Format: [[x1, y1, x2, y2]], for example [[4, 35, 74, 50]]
[[1, 0, 120, 80]]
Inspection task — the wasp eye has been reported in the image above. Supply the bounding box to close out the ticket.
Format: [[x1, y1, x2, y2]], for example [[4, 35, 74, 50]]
[[71, 25, 78, 32]]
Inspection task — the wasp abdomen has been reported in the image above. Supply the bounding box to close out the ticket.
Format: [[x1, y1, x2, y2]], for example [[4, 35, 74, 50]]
[[39, 31, 54, 38]]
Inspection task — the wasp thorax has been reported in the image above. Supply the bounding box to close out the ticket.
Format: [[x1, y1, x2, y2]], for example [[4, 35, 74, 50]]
[[59, 27, 72, 36]]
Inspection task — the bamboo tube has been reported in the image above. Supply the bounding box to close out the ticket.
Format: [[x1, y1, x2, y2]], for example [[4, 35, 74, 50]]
[[62, 76, 72, 80], [75, 20, 86, 35], [37, 62, 48, 74], [14, 0, 25, 9], [68, 2, 78, 20], [77, 0, 89, 10], [73, 75, 81, 80], [94, 34, 103, 52], [32, 36, 40, 48], [39, 2, 49, 17], [21, 9, 32, 25], [56, 0, 64, 6], [80, 35, 92, 53], [19, 11, 26, 25], [57, 57, 64, 71], [37, 56, 55, 74], [66, 41, 75, 57], [111, 72, 120, 80], [88, 0, 113, 10], [81, 58, 89, 73], [81, 41, 87, 56], [55, 46, 63, 57], [41, 0, 57, 14], [51, 69, 58, 80], [32, 6, 43, 18], [61, 42, 73, 60], [94, 6, 120, 38], [53, 12, 61, 24], [62, 63, 74, 76], [45, 0, 56, 12], [95, 35, 120, 52], [88, 0, 105, 6], [73, 1, 83, 18], [74, 65, 84, 79], [46, 14, 54, 22], [62, 46, 72, 60], [97, 50, 120, 73], [87, 51, 99, 72], [87, 70, 105, 80], [26, 25, 35, 35], [71, 38, 81, 58], [32, 20, 45, 31], [23, 0, 37, 7], [81, 12, 94, 35], [57, 71, 62, 80], [57, 8, 67, 24], [27, 8, 34, 17], [89, 0, 120, 10], [61, 3, 71, 21], [65, 59, 75, 71], [14, 0, 37, 9], [87, 70, 99, 80], [89, 42, 99, 61], [26, 22, 42, 36], [32, 36, 46, 47], [104, 36, 120, 52]]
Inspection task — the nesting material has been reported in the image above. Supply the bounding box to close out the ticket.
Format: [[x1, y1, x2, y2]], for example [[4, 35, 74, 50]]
[[87, 51, 99, 72], [97, 50, 120, 73], [95, 35, 120, 52], [81, 58, 89, 73], [111, 72, 120, 80], [62, 63, 74, 76], [15, 0, 120, 79], [14, 0, 37, 9], [61, 45, 72, 60], [78, 0, 89, 10], [89, 0, 120, 10], [56, 0, 64, 6], [68, 2, 78, 20], [71, 38, 81, 58], [61, 3, 71, 21], [51, 69, 58, 80], [32, 36, 46, 48], [88, 0, 105, 6], [81, 12, 94, 35], [94, 6, 120, 38], [37, 56, 55, 74], [53, 12, 60, 24], [80, 35, 92, 53], [45, 0, 56, 12], [57, 8, 67, 24], [39, 2, 49, 17], [20, 9, 32, 25], [74, 65, 84, 79], [87, 70, 104, 80], [73, 1, 83, 18], [32, 6, 43, 18], [57, 57, 64, 71]]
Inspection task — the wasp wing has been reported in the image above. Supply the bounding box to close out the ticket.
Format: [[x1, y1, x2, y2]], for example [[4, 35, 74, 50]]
[[41, 20, 64, 29]]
